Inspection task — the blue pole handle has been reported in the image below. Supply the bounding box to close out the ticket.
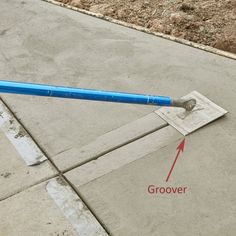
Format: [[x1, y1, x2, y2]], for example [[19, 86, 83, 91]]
[[0, 80, 171, 106]]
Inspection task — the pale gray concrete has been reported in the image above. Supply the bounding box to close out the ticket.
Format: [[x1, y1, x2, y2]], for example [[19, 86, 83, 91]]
[[46, 178, 108, 236], [0, 0, 235, 235], [57, 112, 167, 171], [0, 95, 56, 201], [0, 178, 78, 236], [65, 125, 181, 187], [0, 0, 235, 171], [69, 120, 236, 235]]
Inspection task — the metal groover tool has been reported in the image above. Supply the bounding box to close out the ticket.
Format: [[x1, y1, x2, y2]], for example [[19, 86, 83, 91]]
[[0, 80, 196, 111]]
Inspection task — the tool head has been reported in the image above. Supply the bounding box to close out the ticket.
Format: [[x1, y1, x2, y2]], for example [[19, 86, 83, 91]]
[[155, 91, 227, 135]]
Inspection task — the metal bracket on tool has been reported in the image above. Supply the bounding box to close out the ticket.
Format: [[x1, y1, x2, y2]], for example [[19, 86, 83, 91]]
[[171, 98, 197, 111]]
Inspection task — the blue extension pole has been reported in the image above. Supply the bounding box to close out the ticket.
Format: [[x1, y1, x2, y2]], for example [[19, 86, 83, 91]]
[[0, 80, 172, 106]]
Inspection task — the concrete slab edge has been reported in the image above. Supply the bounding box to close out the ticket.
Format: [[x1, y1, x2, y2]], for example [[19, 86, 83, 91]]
[[46, 178, 108, 236], [42, 0, 236, 61], [0, 98, 47, 166]]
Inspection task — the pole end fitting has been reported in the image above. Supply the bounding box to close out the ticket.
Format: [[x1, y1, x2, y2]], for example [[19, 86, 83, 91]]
[[171, 98, 197, 111]]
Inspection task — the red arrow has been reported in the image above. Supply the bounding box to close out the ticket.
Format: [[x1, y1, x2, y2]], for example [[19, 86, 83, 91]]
[[166, 138, 185, 182]]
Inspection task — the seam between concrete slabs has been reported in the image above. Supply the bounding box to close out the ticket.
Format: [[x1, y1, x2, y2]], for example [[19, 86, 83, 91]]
[[0, 98, 47, 165], [0, 97, 59, 201], [0, 96, 60, 173], [42, 0, 236, 61], [0, 174, 58, 202], [60, 120, 168, 173], [60, 175, 112, 235], [0, 97, 113, 234], [0, 97, 61, 198], [0, 97, 170, 234], [64, 125, 183, 187], [0, 97, 60, 200], [0, 97, 167, 176]]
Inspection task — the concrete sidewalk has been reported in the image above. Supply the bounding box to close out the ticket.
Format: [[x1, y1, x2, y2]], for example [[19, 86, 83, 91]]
[[0, 0, 235, 235]]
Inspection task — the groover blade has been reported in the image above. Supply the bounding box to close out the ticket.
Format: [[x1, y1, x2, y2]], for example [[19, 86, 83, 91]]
[[155, 91, 228, 136]]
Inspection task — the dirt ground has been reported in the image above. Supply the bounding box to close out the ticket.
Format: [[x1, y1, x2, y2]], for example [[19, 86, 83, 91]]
[[56, 0, 236, 54]]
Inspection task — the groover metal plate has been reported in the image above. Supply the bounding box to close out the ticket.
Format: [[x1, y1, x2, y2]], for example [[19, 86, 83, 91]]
[[155, 91, 228, 136]]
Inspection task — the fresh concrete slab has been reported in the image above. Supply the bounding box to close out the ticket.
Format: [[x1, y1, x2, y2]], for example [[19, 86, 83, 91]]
[[0, 0, 235, 172], [1, 173, 107, 236], [67, 119, 236, 236], [0, 0, 235, 235]]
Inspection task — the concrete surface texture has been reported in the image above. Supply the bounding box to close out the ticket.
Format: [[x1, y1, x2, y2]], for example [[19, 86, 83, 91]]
[[1, 0, 236, 171], [56, 112, 167, 171], [0, 178, 78, 236], [0, 0, 235, 235], [1, 174, 107, 236], [69, 119, 236, 236]]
